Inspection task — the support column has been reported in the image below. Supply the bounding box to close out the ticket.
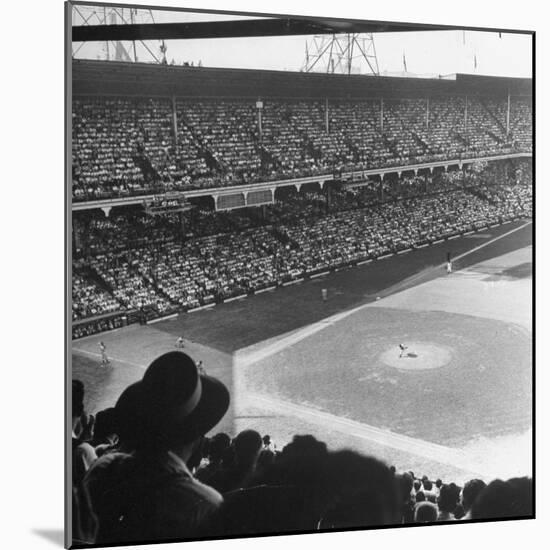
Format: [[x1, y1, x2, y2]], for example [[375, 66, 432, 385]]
[[506, 89, 511, 136], [325, 98, 329, 133], [171, 96, 178, 143], [464, 96, 468, 130], [179, 211, 186, 240], [73, 216, 82, 251], [101, 206, 112, 218], [379, 173, 385, 201], [380, 98, 384, 132], [256, 99, 264, 141], [426, 97, 430, 129]]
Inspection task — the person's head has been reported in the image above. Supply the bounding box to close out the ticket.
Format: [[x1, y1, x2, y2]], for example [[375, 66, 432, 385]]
[[471, 477, 532, 520], [435, 478, 443, 489], [257, 449, 275, 470], [115, 351, 230, 460], [208, 432, 231, 464], [423, 479, 433, 491], [320, 451, 401, 528], [72, 380, 86, 434], [461, 479, 487, 512], [233, 429, 263, 468], [414, 501, 438, 523], [398, 472, 414, 503], [262, 434, 271, 446], [413, 480, 422, 493], [281, 434, 328, 461], [93, 407, 118, 444], [438, 484, 459, 514]]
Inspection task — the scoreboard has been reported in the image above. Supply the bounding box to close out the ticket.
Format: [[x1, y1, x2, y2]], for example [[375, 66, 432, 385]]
[[143, 193, 194, 216]]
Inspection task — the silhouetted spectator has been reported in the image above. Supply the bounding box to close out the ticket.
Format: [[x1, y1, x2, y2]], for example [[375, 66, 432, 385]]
[[208, 430, 263, 493], [461, 479, 487, 519], [83, 351, 230, 545], [415, 501, 438, 523], [470, 478, 532, 520], [437, 484, 458, 521], [196, 432, 231, 484]]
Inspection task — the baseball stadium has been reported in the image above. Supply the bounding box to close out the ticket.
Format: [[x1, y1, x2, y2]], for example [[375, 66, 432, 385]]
[[69, 6, 533, 545]]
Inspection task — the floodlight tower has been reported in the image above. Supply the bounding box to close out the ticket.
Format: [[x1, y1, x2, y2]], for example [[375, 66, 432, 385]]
[[71, 5, 165, 63], [303, 34, 379, 75]]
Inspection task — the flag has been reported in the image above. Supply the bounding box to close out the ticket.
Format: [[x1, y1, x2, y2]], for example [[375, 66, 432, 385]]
[[306, 42, 309, 64], [499, 32, 502, 39], [474, 54, 477, 69], [462, 30, 466, 45], [403, 52, 407, 72]]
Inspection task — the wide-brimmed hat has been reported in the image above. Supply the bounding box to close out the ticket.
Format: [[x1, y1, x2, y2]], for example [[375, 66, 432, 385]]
[[115, 351, 229, 448]]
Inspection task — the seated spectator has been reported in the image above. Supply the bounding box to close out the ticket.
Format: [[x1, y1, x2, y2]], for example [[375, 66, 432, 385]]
[[208, 430, 263, 493], [397, 472, 415, 524], [414, 501, 439, 523], [90, 407, 119, 457], [262, 434, 276, 452], [317, 451, 401, 529], [460, 478, 487, 520], [72, 380, 98, 544], [415, 491, 426, 503], [257, 449, 276, 472], [72, 380, 97, 487], [196, 432, 231, 485], [437, 484, 459, 521], [470, 477, 532, 520], [83, 351, 230, 545], [422, 479, 438, 503]]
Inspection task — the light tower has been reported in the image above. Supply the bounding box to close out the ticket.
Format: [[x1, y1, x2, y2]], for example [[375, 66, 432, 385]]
[[303, 34, 379, 75], [71, 5, 166, 63]]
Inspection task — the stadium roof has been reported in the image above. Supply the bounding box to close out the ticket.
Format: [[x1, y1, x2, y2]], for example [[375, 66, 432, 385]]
[[72, 17, 448, 43], [72, 59, 532, 99]]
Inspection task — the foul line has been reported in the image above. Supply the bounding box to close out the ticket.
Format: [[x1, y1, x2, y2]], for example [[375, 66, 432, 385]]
[[451, 221, 531, 265], [246, 393, 487, 477]]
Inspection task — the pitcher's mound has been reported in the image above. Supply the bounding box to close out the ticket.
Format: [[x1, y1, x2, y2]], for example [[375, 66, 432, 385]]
[[380, 342, 453, 370]]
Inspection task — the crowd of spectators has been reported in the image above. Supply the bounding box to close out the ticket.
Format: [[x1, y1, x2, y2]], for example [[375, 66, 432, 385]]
[[72, 96, 532, 199], [72, 161, 532, 337], [72, 354, 533, 545]]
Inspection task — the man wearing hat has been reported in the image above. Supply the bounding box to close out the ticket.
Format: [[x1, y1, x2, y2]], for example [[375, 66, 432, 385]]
[[83, 351, 230, 545]]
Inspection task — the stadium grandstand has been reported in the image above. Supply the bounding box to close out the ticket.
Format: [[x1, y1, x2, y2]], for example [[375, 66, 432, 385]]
[[70, 10, 533, 547], [72, 60, 531, 336]]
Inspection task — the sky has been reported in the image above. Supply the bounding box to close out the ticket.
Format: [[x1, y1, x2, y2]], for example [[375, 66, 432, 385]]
[[71, 5, 533, 79]]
